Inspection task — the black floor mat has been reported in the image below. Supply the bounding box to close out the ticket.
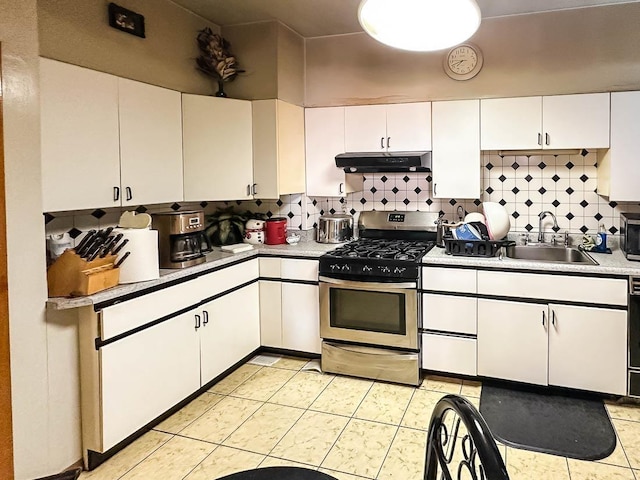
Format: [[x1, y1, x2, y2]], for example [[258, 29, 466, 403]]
[[479, 383, 616, 460]]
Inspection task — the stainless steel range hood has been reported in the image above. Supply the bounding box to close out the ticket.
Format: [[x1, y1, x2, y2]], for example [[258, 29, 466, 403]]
[[335, 151, 431, 173]]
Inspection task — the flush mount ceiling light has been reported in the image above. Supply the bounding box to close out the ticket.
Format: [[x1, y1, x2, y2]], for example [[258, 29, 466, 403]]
[[358, 0, 481, 52]]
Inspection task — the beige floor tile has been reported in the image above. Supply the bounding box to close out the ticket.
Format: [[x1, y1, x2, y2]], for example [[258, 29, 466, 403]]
[[259, 457, 317, 469], [568, 459, 635, 479], [120, 436, 215, 480], [154, 392, 224, 434], [223, 403, 304, 454], [460, 380, 482, 398], [401, 389, 446, 430], [310, 376, 373, 417], [321, 418, 397, 478], [269, 371, 334, 408], [209, 363, 262, 394], [354, 382, 414, 425], [274, 356, 310, 370], [595, 433, 631, 468], [377, 427, 427, 480], [607, 401, 640, 423], [180, 395, 262, 444], [505, 447, 570, 480], [420, 375, 462, 394], [614, 418, 640, 469], [318, 468, 369, 480], [230, 366, 297, 401], [270, 410, 350, 465], [78, 431, 173, 480], [183, 445, 264, 480]]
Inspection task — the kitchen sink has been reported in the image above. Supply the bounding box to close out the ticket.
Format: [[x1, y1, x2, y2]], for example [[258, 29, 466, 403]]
[[503, 245, 598, 265]]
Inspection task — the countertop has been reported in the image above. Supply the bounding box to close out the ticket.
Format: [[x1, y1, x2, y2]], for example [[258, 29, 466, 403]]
[[47, 237, 640, 311]]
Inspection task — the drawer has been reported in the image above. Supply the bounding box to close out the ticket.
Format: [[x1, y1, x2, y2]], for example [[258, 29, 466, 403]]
[[281, 258, 318, 281], [422, 267, 476, 294], [422, 333, 477, 376], [193, 258, 259, 300], [423, 293, 477, 334], [477, 270, 627, 306], [259, 257, 281, 278]]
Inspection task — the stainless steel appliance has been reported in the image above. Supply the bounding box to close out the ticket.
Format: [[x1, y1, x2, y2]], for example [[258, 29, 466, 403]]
[[621, 213, 640, 261], [628, 276, 640, 397], [319, 211, 438, 386], [153, 210, 212, 269], [316, 214, 353, 243], [335, 151, 432, 173]]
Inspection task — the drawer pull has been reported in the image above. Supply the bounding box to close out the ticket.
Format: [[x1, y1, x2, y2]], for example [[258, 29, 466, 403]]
[[195, 314, 201, 330]]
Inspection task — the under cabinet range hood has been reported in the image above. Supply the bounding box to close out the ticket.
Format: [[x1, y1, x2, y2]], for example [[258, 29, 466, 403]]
[[335, 151, 431, 173]]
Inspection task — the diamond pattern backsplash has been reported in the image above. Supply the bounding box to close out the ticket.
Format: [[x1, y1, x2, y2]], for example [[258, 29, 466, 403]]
[[44, 152, 640, 243]]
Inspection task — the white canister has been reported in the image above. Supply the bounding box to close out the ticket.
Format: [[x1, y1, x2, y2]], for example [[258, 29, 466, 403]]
[[244, 219, 265, 245], [113, 228, 160, 284]]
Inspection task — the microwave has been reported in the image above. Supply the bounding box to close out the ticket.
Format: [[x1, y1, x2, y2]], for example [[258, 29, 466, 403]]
[[621, 213, 640, 261]]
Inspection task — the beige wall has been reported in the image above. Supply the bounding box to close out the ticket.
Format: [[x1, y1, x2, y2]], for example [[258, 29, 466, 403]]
[[305, 2, 640, 106], [0, 0, 52, 478], [277, 24, 305, 106], [38, 0, 220, 94]]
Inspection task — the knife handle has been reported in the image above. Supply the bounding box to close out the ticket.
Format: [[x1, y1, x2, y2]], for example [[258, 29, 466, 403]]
[[75, 230, 97, 255], [112, 238, 129, 255], [114, 251, 130, 268]]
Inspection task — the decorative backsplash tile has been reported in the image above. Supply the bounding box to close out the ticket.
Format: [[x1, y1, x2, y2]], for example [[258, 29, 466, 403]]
[[44, 151, 640, 245]]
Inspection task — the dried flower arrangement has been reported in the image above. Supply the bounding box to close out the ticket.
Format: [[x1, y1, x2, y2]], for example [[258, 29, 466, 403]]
[[195, 27, 244, 96]]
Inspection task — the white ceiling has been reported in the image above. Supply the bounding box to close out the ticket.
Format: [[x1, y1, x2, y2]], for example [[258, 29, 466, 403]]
[[172, 0, 640, 37]]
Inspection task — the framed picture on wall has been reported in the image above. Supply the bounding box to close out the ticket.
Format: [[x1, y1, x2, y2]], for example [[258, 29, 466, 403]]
[[108, 3, 145, 38]]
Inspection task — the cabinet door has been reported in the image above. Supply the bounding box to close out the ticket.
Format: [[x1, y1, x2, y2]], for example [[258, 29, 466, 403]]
[[599, 91, 640, 201], [548, 304, 627, 395], [276, 100, 306, 195], [100, 310, 200, 451], [260, 280, 282, 348], [282, 283, 321, 354], [305, 107, 346, 197], [118, 78, 183, 206], [200, 283, 261, 385], [182, 94, 253, 201], [477, 299, 548, 385], [480, 97, 542, 150], [542, 93, 610, 149], [344, 105, 387, 152], [432, 100, 481, 199], [385, 102, 432, 151], [40, 58, 120, 212]]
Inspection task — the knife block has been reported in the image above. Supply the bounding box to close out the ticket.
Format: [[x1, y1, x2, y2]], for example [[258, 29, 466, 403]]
[[47, 249, 120, 297]]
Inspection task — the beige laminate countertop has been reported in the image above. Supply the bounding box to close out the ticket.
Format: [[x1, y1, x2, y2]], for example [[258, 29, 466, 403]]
[[47, 237, 640, 311]]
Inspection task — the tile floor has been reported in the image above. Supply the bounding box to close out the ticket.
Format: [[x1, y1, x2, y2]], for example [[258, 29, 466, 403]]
[[79, 355, 640, 480]]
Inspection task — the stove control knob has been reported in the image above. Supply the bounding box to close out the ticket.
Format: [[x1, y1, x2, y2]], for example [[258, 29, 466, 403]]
[[379, 266, 391, 273], [362, 265, 373, 272], [330, 264, 340, 271], [341, 265, 351, 271], [394, 267, 406, 274]]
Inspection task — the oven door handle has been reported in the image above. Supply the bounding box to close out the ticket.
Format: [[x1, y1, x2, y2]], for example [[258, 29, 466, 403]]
[[319, 276, 417, 290]]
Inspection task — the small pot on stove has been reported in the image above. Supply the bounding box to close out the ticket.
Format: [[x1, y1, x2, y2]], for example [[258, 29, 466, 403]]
[[317, 214, 353, 243]]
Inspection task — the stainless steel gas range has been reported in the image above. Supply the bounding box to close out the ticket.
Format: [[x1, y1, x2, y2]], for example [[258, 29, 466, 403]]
[[319, 211, 438, 386]]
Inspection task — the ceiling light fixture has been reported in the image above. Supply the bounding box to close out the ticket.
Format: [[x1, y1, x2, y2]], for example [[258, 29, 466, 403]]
[[358, 0, 482, 52]]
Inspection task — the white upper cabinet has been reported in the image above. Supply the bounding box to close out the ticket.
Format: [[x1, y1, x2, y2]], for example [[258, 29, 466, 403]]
[[344, 102, 431, 152], [118, 78, 183, 206], [252, 99, 306, 199], [432, 99, 480, 199], [598, 91, 640, 201], [40, 58, 184, 212], [480, 93, 610, 151], [40, 58, 121, 212], [182, 94, 254, 201]]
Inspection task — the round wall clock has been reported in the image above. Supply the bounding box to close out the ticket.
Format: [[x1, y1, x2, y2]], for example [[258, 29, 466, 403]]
[[443, 43, 484, 81]]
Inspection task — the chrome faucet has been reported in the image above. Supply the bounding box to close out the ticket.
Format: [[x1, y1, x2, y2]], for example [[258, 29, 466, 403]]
[[538, 211, 558, 243]]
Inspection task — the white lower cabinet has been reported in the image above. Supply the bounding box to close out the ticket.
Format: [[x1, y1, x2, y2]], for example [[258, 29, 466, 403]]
[[422, 333, 477, 376], [282, 282, 321, 354], [99, 309, 200, 451], [477, 298, 627, 395], [259, 280, 283, 348]]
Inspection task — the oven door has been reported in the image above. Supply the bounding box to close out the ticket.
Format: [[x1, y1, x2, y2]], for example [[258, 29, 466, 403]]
[[319, 276, 418, 350]]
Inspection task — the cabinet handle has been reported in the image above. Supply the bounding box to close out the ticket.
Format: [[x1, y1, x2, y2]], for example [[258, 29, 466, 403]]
[[387, 136, 391, 149], [552, 310, 556, 327], [195, 314, 201, 330], [380, 137, 385, 149], [339, 182, 344, 194], [252, 183, 257, 195], [538, 133, 542, 146], [125, 186, 133, 201], [113, 186, 120, 201], [433, 183, 437, 196], [203, 310, 209, 326], [247, 184, 251, 196], [542, 310, 546, 327], [545, 133, 550, 146]]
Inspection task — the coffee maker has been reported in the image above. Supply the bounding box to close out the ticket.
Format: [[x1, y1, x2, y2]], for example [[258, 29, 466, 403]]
[[152, 210, 212, 268]]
